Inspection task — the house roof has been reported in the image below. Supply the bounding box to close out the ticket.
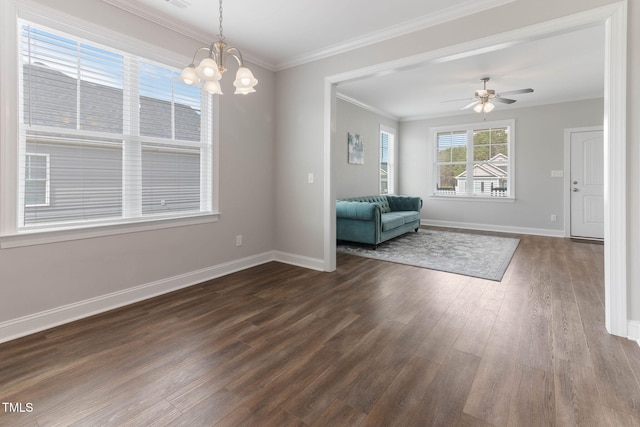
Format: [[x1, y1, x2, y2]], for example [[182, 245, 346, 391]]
[[456, 153, 508, 179]]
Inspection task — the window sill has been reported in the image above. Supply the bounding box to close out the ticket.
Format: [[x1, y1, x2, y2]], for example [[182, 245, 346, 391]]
[[429, 194, 515, 203], [0, 212, 220, 249]]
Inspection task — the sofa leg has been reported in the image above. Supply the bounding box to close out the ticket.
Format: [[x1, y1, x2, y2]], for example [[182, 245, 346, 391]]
[[372, 244, 377, 250], [415, 228, 419, 232]]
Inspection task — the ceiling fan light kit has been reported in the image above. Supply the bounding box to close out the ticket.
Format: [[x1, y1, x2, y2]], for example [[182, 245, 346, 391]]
[[452, 77, 533, 114], [179, 0, 258, 95]]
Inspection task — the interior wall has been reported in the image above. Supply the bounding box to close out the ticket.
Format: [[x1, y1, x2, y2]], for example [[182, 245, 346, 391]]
[[0, 1, 276, 330], [399, 98, 604, 234], [335, 98, 399, 199]]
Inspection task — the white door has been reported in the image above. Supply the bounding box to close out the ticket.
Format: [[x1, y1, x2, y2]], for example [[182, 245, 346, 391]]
[[570, 130, 604, 239]]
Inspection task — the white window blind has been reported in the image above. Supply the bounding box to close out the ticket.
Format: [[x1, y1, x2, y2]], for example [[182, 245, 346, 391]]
[[18, 22, 212, 231]]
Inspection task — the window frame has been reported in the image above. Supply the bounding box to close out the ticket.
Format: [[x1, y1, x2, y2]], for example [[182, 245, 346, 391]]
[[429, 119, 515, 202], [379, 124, 395, 195], [23, 153, 50, 207], [0, 1, 220, 249]]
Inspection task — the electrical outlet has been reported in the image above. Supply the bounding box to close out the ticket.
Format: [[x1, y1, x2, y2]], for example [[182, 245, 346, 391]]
[[235, 235, 243, 247]]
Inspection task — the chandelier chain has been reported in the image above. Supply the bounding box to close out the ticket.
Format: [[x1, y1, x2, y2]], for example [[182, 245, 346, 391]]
[[218, 0, 225, 42]]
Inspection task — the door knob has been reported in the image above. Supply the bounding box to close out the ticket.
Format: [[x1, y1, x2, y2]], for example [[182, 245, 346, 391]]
[[572, 188, 579, 192], [573, 181, 578, 185]]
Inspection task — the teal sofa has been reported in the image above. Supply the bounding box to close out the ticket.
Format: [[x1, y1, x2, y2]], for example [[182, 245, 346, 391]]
[[336, 195, 423, 249]]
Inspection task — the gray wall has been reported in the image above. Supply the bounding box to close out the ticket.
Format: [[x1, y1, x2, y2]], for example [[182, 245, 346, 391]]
[[335, 98, 399, 199], [399, 99, 604, 234]]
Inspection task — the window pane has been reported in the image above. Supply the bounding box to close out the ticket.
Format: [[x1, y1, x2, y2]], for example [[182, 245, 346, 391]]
[[437, 131, 466, 162], [436, 164, 464, 193], [174, 83, 202, 142], [139, 62, 202, 141], [380, 131, 389, 194], [22, 27, 78, 129], [471, 162, 508, 196], [79, 44, 123, 132], [24, 135, 123, 225], [142, 144, 201, 215]]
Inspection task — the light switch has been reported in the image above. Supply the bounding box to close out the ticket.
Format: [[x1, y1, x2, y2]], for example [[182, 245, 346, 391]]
[[308, 173, 314, 184], [551, 170, 564, 178]]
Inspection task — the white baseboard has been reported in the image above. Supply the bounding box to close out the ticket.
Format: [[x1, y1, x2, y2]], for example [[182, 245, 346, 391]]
[[628, 321, 640, 347], [421, 219, 565, 237], [271, 250, 325, 271], [0, 250, 316, 344]]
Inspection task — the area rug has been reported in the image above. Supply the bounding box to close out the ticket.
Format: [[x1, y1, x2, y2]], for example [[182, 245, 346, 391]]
[[337, 229, 519, 281]]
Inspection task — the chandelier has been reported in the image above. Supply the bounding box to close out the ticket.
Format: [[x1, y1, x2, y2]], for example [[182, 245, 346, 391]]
[[179, 0, 258, 95]]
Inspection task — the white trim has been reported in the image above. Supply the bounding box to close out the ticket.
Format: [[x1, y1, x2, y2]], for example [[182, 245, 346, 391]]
[[0, 249, 324, 344], [429, 195, 515, 203], [0, 0, 19, 238], [336, 93, 400, 122], [324, 80, 337, 272], [271, 251, 325, 272], [100, 0, 515, 72], [563, 126, 604, 238], [0, 213, 220, 249], [276, 0, 516, 71], [603, 1, 627, 337], [628, 321, 640, 346], [421, 219, 565, 238], [323, 2, 628, 337]]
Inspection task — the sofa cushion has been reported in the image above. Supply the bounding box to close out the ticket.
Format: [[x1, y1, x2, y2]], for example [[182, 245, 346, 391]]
[[381, 213, 405, 231], [343, 195, 391, 213], [392, 211, 420, 223]]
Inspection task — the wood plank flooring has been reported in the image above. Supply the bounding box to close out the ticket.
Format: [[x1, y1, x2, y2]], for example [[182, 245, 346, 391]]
[[1, 231, 640, 426]]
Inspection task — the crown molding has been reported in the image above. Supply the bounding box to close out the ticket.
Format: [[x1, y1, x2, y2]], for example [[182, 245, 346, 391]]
[[335, 93, 399, 122], [101, 0, 515, 72], [99, 0, 274, 71], [274, 0, 516, 70]]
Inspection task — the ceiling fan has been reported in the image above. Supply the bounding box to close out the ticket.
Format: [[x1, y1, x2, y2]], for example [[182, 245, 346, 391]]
[[446, 77, 534, 113]]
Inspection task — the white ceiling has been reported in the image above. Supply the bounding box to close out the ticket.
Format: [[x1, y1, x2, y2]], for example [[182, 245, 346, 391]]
[[101, 0, 605, 120], [338, 24, 605, 120]]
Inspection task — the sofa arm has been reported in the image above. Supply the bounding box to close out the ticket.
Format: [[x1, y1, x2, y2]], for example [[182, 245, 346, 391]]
[[336, 200, 381, 220], [387, 195, 422, 212]]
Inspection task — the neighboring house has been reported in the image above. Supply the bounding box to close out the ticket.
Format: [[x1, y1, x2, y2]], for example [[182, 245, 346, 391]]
[[455, 153, 508, 196]]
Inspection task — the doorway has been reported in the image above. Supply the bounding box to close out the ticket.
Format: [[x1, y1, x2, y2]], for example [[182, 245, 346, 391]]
[[324, 2, 627, 336]]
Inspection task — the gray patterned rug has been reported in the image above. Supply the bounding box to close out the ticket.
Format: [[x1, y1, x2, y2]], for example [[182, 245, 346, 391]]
[[337, 229, 519, 281]]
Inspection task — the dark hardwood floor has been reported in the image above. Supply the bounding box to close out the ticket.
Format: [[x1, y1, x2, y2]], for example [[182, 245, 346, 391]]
[[1, 230, 640, 426]]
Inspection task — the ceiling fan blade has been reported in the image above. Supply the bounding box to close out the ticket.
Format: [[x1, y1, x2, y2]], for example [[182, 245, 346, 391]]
[[441, 97, 474, 103], [494, 97, 516, 104], [461, 100, 480, 110], [498, 88, 534, 96]]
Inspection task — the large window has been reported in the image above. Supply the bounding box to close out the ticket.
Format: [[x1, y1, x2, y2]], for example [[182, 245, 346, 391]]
[[17, 22, 213, 231], [379, 125, 395, 195], [432, 120, 514, 198]]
